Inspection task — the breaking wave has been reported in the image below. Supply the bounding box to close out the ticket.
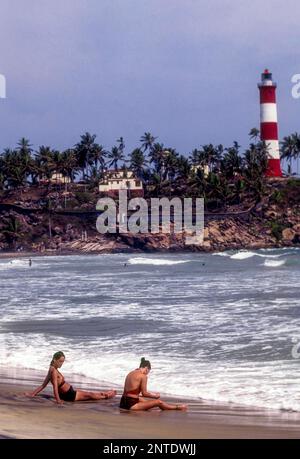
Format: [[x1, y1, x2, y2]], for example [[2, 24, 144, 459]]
[[264, 259, 286, 268], [128, 257, 190, 266]]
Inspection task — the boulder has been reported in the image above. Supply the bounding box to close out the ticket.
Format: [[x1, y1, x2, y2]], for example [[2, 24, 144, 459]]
[[209, 226, 222, 239], [282, 228, 296, 241]]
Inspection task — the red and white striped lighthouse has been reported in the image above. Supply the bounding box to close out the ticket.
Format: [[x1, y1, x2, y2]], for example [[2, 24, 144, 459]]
[[258, 69, 282, 177]]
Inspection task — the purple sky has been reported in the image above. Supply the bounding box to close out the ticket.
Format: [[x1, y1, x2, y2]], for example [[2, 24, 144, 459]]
[[0, 0, 299, 158]]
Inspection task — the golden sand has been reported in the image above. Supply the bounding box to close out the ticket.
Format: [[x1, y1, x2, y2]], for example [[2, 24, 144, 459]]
[[0, 369, 300, 439]]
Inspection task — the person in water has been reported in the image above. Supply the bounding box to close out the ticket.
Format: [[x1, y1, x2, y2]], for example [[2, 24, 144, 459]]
[[26, 351, 116, 404], [120, 357, 187, 411]]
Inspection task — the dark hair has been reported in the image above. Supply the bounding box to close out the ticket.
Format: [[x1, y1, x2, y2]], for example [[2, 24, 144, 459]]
[[139, 357, 151, 369], [50, 351, 65, 366]]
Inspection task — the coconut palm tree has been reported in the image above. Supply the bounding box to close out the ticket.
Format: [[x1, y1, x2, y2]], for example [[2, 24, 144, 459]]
[[140, 132, 157, 153], [162, 148, 178, 182], [222, 143, 243, 179], [60, 149, 79, 185], [1, 149, 28, 189], [243, 142, 268, 201], [129, 148, 147, 178], [189, 148, 201, 166], [2, 216, 24, 249], [148, 142, 166, 176], [35, 146, 56, 185], [17, 137, 33, 159], [198, 144, 223, 173], [280, 133, 300, 174], [91, 144, 107, 173], [75, 132, 100, 179], [176, 155, 191, 182], [107, 145, 125, 170], [249, 128, 260, 143], [206, 172, 231, 209], [16, 138, 35, 184]]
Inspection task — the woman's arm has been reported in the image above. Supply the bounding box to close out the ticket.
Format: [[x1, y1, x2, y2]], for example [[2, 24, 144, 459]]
[[140, 375, 160, 399], [26, 371, 51, 397], [50, 368, 63, 404]]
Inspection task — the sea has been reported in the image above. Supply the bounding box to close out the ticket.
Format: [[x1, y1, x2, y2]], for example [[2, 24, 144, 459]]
[[0, 248, 300, 411]]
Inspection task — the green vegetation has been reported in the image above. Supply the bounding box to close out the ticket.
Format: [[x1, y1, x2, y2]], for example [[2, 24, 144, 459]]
[[74, 191, 94, 205], [270, 190, 284, 204], [0, 129, 299, 213], [269, 221, 286, 241], [287, 178, 300, 188], [1, 216, 24, 248]]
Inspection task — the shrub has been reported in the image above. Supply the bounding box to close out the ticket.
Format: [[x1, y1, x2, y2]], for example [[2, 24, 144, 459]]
[[269, 221, 285, 241], [75, 191, 93, 205]]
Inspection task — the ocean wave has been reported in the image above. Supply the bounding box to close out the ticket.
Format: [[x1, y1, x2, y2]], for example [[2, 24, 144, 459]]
[[1, 251, 300, 413], [263, 259, 286, 268], [128, 257, 190, 266], [230, 251, 257, 260], [212, 252, 231, 257], [0, 259, 30, 270], [230, 251, 283, 260], [2, 341, 300, 412]]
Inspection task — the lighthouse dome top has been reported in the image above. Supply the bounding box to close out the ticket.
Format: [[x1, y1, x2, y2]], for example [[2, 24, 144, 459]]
[[258, 69, 276, 87], [262, 69, 272, 80]]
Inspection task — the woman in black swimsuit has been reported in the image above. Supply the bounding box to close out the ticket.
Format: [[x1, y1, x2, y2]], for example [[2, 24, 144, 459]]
[[120, 357, 187, 411], [27, 351, 116, 404]]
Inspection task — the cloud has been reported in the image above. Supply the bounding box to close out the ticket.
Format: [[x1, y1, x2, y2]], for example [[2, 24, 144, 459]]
[[0, 0, 299, 152]]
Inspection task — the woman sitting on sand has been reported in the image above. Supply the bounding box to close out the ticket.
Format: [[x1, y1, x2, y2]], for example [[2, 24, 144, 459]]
[[120, 357, 187, 411], [26, 351, 116, 404]]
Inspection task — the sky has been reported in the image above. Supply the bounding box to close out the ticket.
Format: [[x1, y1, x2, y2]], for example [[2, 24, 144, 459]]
[[0, 0, 299, 160]]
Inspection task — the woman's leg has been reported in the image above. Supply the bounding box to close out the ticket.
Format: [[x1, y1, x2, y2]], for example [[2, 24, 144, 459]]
[[75, 389, 116, 401], [130, 399, 187, 411]]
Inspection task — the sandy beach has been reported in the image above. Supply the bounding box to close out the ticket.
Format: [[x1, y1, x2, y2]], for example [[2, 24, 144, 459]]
[[0, 368, 300, 439]]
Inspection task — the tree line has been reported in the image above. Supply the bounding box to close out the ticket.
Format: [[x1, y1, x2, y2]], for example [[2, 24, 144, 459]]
[[0, 129, 299, 209]]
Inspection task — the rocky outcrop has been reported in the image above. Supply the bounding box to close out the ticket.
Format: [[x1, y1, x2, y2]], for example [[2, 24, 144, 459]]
[[282, 228, 296, 242], [1, 180, 300, 254]]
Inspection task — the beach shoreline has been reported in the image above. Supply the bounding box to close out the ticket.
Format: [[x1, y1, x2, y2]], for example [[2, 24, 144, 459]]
[[1, 368, 300, 439], [0, 243, 297, 260]]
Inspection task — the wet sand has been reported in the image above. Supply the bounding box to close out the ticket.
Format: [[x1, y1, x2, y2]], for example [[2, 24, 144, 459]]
[[0, 368, 300, 439]]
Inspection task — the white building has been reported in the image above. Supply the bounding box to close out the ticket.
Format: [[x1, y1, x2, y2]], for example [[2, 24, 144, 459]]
[[191, 164, 209, 178], [39, 172, 71, 185], [99, 169, 144, 197], [50, 172, 71, 184]]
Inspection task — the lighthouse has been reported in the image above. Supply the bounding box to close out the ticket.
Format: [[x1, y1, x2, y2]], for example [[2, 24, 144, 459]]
[[258, 69, 282, 177]]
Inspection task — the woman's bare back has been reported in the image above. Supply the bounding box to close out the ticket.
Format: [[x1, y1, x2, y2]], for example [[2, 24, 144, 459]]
[[123, 369, 143, 397]]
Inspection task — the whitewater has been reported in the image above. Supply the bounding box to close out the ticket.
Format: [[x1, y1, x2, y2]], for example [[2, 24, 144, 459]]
[[0, 248, 299, 411]]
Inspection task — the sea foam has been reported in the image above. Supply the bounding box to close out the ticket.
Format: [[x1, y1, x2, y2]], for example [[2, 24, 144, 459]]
[[264, 259, 286, 267], [128, 257, 190, 266]]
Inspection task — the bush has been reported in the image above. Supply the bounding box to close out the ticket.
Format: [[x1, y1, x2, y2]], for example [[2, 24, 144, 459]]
[[271, 190, 284, 204], [287, 178, 300, 188], [75, 191, 93, 205], [269, 221, 285, 241]]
